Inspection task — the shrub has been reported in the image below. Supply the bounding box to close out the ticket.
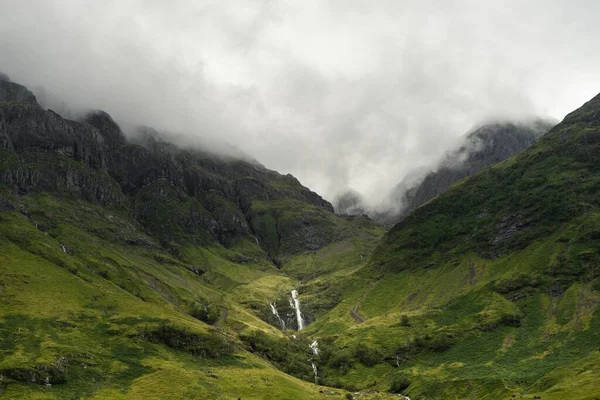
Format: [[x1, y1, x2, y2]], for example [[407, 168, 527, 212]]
[[498, 312, 522, 327], [327, 349, 354, 374], [353, 343, 382, 367], [240, 330, 313, 380], [190, 302, 220, 325], [400, 315, 411, 327], [389, 374, 411, 393], [142, 322, 232, 358], [429, 335, 453, 352], [494, 273, 541, 294], [410, 333, 453, 353]]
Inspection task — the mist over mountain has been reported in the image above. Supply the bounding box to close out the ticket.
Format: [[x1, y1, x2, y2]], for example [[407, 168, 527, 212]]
[[3, 2, 600, 399], [3, 71, 600, 399], [2, 0, 600, 206], [334, 118, 556, 223]]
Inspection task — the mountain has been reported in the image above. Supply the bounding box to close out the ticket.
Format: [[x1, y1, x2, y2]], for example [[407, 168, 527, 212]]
[[0, 79, 357, 258], [0, 78, 386, 399], [334, 120, 555, 225], [388, 120, 555, 223], [310, 94, 600, 398], [2, 75, 600, 400]]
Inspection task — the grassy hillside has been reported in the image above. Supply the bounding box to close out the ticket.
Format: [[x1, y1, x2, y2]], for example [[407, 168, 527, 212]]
[[0, 78, 391, 398], [300, 94, 600, 399], [0, 186, 390, 399], [3, 76, 600, 399]]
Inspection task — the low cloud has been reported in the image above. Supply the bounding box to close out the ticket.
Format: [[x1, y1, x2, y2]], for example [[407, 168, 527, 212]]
[[1, 0, 600, 206]]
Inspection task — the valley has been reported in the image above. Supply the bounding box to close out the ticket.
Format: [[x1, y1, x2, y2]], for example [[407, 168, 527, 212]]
[[1, 76, 600, 400]]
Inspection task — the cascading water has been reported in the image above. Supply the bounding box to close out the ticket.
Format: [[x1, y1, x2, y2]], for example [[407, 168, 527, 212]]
[[269, 302, 286, 331], [310, 362, 318, 384], [290, 290, 305, 330], [309, 340, 319, 384], [60, 244, 67, 253]]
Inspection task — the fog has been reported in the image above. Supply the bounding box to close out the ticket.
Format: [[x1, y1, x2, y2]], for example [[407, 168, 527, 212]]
[[2, 0, 600, 206]]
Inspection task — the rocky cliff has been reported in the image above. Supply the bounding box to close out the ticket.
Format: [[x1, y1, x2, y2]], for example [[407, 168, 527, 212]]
[[0, 79, 339, 259]]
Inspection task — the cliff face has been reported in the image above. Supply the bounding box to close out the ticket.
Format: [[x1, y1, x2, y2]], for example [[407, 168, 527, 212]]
[[0, 79, 337, 257]]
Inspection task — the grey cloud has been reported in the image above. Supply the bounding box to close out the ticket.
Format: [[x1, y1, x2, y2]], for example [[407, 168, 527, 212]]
[[1, 0, 599, 208]]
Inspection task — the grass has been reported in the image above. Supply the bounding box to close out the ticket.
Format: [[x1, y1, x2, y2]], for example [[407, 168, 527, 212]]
[[0, 187, 396, 398], [3, 92, 600, 398]]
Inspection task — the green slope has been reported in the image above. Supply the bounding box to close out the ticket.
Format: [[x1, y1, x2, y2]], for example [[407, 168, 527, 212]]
[[0, 188, 389, 399], [303, 94, 600, 399], [3, 75, 600, 400], [0, 79, 390, 398]]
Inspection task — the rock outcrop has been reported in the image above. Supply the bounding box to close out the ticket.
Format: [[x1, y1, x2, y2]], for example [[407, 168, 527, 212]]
[[0, 79, 338, 256]]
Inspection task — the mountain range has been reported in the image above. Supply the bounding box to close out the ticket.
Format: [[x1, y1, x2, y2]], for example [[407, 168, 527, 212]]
[[1, 76, 600, 399]]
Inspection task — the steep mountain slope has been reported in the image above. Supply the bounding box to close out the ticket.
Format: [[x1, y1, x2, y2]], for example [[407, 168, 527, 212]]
[[0, 78, 359, 259], [308, 95, 600, 398], [334, 120, 554, 225], [0, 78, 387, 398], [388, 120, 553, 223], [3, 73, 600, 400]]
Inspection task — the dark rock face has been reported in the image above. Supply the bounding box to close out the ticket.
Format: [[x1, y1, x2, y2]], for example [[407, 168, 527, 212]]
[[0, 80, 39, 106], [0, 356, 68, 386], [0, 89, 120, 204], [384, 120, 555, 225], [82, 111, 126, 151], [1, 105, 108, 170], [0, 79, 337, 255]]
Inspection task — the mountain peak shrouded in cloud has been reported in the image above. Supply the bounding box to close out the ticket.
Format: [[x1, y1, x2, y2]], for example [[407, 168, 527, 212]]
[[335, 118, 556, 224], [2, 0, 600, 206]]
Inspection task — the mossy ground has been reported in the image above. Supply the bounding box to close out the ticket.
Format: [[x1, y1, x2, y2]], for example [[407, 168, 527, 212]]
[[0, 188, 394, 399], [3, 183, 600, 398], [4, 95, 600, 399]]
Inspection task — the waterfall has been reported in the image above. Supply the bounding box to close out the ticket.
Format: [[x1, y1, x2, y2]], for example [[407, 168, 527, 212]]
[[269, 302, 286, 331], [254, 236, 260, 246], [309, 340, 319, 384], [290, 290, 305, 330], [60, 244, 67, 253]]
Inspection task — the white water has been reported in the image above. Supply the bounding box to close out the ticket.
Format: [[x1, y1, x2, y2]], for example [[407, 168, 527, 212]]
[[309, 340, 319, 383], [290, 290, 305, 330], [269, 302, 286, 331], [60, 244, 67, 253]]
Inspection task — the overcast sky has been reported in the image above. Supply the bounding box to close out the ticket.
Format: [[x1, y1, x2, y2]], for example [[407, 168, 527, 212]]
[[1, 0, 600, 206]]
